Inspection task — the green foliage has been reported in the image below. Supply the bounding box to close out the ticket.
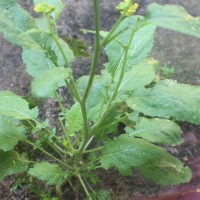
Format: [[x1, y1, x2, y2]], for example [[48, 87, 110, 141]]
[[65, 102, 83, 136], [28, 162, 66, 185], [105, 17, 156, 75], [146, 3, 200, 38], [0, 116, 27, 151], [0, 91, 38, 120], [101, 134, 191, 185], [31, 67, 72, 98], [0, 150, 28, 180], [0, 1, 200, 199], [126, 80, 200, 125], [125, 117, 183, 145]]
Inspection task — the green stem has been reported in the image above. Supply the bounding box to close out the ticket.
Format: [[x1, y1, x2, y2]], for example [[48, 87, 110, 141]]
[[59, 117, 75, 153], [24, 140, 73, 170], [82, 0, 100, 102], [55, 90, 66, 115], [83, 146, 103, 154], [91, 48, 128, 133], [47, 16, 81, 102], [74, 0, 100, 160], [77, 173, 91, 200], [101, 13, 125, 46]]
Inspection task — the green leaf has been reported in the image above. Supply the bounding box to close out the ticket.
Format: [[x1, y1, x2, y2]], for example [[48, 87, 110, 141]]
[[115, 62, 156, 94], [126, 80, 200, 125], [31, 67, 72, 98], [0, 116, 26, 151], [22, 37, 74, 77], [22, 47, 56, 77], [65, 102, 83, 136], [125, 117, 183, 145], [0, 91, 38, 120], [146, 3, 200, 38], [0, 150, 28, 181], [28, 162, 66, 185], [105, 16, 156, 75], [33, 0, 64, 19], [101, 134, 192, 185], [140, 153, 192, 186], [0, 0, 36, 31]]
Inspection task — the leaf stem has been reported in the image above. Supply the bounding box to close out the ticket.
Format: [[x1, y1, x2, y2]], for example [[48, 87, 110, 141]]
[[24, 140, 73, 170], [47, 16, 81, 102], [83, 146, 103, 154], [77, 173, 92, 200]]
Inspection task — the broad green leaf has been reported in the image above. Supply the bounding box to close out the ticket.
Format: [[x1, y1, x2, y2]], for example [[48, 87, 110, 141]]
[[105, 16, 156, 75], [0, 91, 38, 120], [115, 62, 156, 94], [22, 47, 56, 77], [65, 102, 83, 136], [33, 0, 64, 19], [31, 67, 71, 98], [140, 153, 192, 185], [126, 80, 200, 125], [0, 0, 36, 31], [101, 134, 191, 185], [28, 162, 66, 185], [0, 116, 26, 151], [0, 150, 28, 180], [146, 3, 200, 38], [125, 117, 183, 145], [22, 37, 74, 77]]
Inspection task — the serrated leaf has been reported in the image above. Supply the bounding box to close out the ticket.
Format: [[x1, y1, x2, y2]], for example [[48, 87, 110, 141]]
[[65, 102, 83, 135], [33, 0, 64, 19], [0, 116, 26, 151], [0, 91, 38, 120], [126, 80, 200, 125], [115, 62, 156, 94], [22, 47, 56, 77], [28, 162, 66, 185], [31, 67, 71, 98], [125, 117, 183, 145], [146, 3, 200, 38], [140, 153, 192, 185], [105, 16, 156, 75], [0, 150, 28, 180], [101, 134, 192, 185]]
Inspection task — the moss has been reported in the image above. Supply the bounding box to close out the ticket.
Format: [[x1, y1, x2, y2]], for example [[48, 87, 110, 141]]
[[62, 37, 89, 57]]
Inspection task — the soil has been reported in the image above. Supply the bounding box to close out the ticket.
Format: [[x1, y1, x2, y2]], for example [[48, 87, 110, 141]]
[[0, 0, 200, 199]]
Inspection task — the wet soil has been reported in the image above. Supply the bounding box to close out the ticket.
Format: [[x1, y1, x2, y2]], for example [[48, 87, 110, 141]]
[[0, 0, 200, 199]]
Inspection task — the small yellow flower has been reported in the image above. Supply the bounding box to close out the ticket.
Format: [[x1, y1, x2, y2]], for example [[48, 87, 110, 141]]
[[116, 0, 139, 16], [33, 2, 55, 14]]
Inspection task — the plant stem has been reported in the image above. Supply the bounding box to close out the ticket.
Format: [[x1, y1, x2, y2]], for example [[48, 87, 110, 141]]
[[74, 0, 100, 160], [77, 173, 91, 200], [83, 146, 103, 154], [24, 140, 73, 170], [56, 185, 64, 200], [82, 0, 100, 102], [47, 16, 81, 102], [91, 48, 128, 133]]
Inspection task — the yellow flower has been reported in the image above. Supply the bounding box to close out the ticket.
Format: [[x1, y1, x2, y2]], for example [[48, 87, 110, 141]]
[[33, 2, 55, 14], [116, 0, 139, 16]]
